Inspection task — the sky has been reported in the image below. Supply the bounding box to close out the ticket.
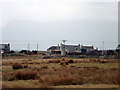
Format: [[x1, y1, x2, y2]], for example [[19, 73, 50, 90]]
[[0, 0, 119, 51]]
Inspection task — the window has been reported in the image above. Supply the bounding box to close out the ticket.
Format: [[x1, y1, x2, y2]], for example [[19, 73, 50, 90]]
[[65, 48, 68, 51], [75, 47, 78, 51]]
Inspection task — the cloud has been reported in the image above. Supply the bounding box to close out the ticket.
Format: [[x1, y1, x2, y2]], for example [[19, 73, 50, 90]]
[[1, 0, 118, 50], [1, 0, 118, 25], [2, 19, 118, 50]]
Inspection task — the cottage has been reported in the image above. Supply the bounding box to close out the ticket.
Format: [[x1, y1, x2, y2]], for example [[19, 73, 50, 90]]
[[60, 43, 81, 55], [116, 44, 120, 53], [116, 44, 120, 50], [81, 45, 94, 53], [47, 43, 94, 55], [0, 43, 10, 53]]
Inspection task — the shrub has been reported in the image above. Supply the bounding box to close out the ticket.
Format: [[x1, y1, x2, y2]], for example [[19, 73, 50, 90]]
[[62, 58, 65, 61], [2, 72, 14, 81], [91, 66, 99, 70], [41, 65, 48, 69], [23, 64, 28, 68], [48, 60, 60, 63], [39, 75, 74, 86], [60, 61, 65, 65], [12, 63, 23, 69], [54, 60, 60, 63], [14, 71, 37, 80], [28, 62, 34, 64], [68, 59, 74, 63], [70, 65, 76, 68], [33, 67, 41, 71], [65, 62, 68, 65], [52, 76, 74, 85], [60, 62, 67, 67]]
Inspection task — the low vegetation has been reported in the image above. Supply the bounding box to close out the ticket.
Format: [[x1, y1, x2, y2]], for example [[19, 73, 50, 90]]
[[14, 71, 37, 80], [2, 57, 119, 88], [12, 63, 23, 69]]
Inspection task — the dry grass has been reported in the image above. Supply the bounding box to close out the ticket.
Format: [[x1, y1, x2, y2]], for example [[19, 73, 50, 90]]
[[53, 84, 118, 88], [2, 72, 14, 81], [14, 71, 37, 80], [41, 65, 48, 69], [37, 65, 119, 87], [2, 58, 120, 88], [12, 63, 23, 69], [39, 75, 74, 86], [23, 64, 28, 68]]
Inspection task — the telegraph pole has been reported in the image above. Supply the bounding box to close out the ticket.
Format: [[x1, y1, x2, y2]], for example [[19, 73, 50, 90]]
[[37, 43, 38, 52], [102, 41, 104, 56], [27, 43, 30, 51], [27, 43, 30, 55], [102, 41, 104, 50], [36, 43, 38, 59]]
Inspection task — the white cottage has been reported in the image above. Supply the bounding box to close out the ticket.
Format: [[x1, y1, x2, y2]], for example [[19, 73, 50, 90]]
[[60, 43, 81, 55], [47, 43, 94, 55]]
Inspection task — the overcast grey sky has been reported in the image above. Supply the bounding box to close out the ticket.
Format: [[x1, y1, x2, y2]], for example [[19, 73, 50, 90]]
[[0, 0, 119, 51]]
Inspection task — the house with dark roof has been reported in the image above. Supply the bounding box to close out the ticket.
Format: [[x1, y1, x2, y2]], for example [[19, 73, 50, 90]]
[[0, 43, 10, 53], [47, 45, 61, 54], [116, 44, 120, 50], [81, 45, 94, 53], [116, 44, 120, 53]]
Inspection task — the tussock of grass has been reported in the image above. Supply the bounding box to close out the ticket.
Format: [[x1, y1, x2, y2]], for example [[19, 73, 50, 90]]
[[23, 64, 28, 68], [39, 75, 74, 86], [14, 71, 37, 80], [12, 63, 23, 69], [41, 65, 48, 69]]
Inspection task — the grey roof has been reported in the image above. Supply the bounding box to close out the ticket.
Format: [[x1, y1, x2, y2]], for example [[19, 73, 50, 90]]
[[0, 44, 10, 48], [47, 46, 60, 51], [61, 44, 81, 52], [116, 45, 120, 49], [0, 43, 10, 45], [81, 45, 93, 49], [64, 45, 79, 47]]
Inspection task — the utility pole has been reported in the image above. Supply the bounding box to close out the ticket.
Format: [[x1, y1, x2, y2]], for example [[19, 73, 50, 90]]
[[102, 41, 104, 51], [37, 43, 38, 52], [36, 43, 38, 59], [27, 43, 30, 51], [27, 43, 30, 55], [102, 41, 104, 56]]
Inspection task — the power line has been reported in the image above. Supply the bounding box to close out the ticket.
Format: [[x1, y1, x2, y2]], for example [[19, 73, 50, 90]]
[[2, 40, 118, 43]]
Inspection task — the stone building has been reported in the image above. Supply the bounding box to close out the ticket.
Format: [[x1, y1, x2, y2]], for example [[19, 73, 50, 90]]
[[0, 43, 10, 53], [116, 44, 120, 50]]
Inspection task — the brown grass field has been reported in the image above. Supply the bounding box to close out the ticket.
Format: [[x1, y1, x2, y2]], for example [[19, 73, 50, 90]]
[[1, 55, 120, 88]]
